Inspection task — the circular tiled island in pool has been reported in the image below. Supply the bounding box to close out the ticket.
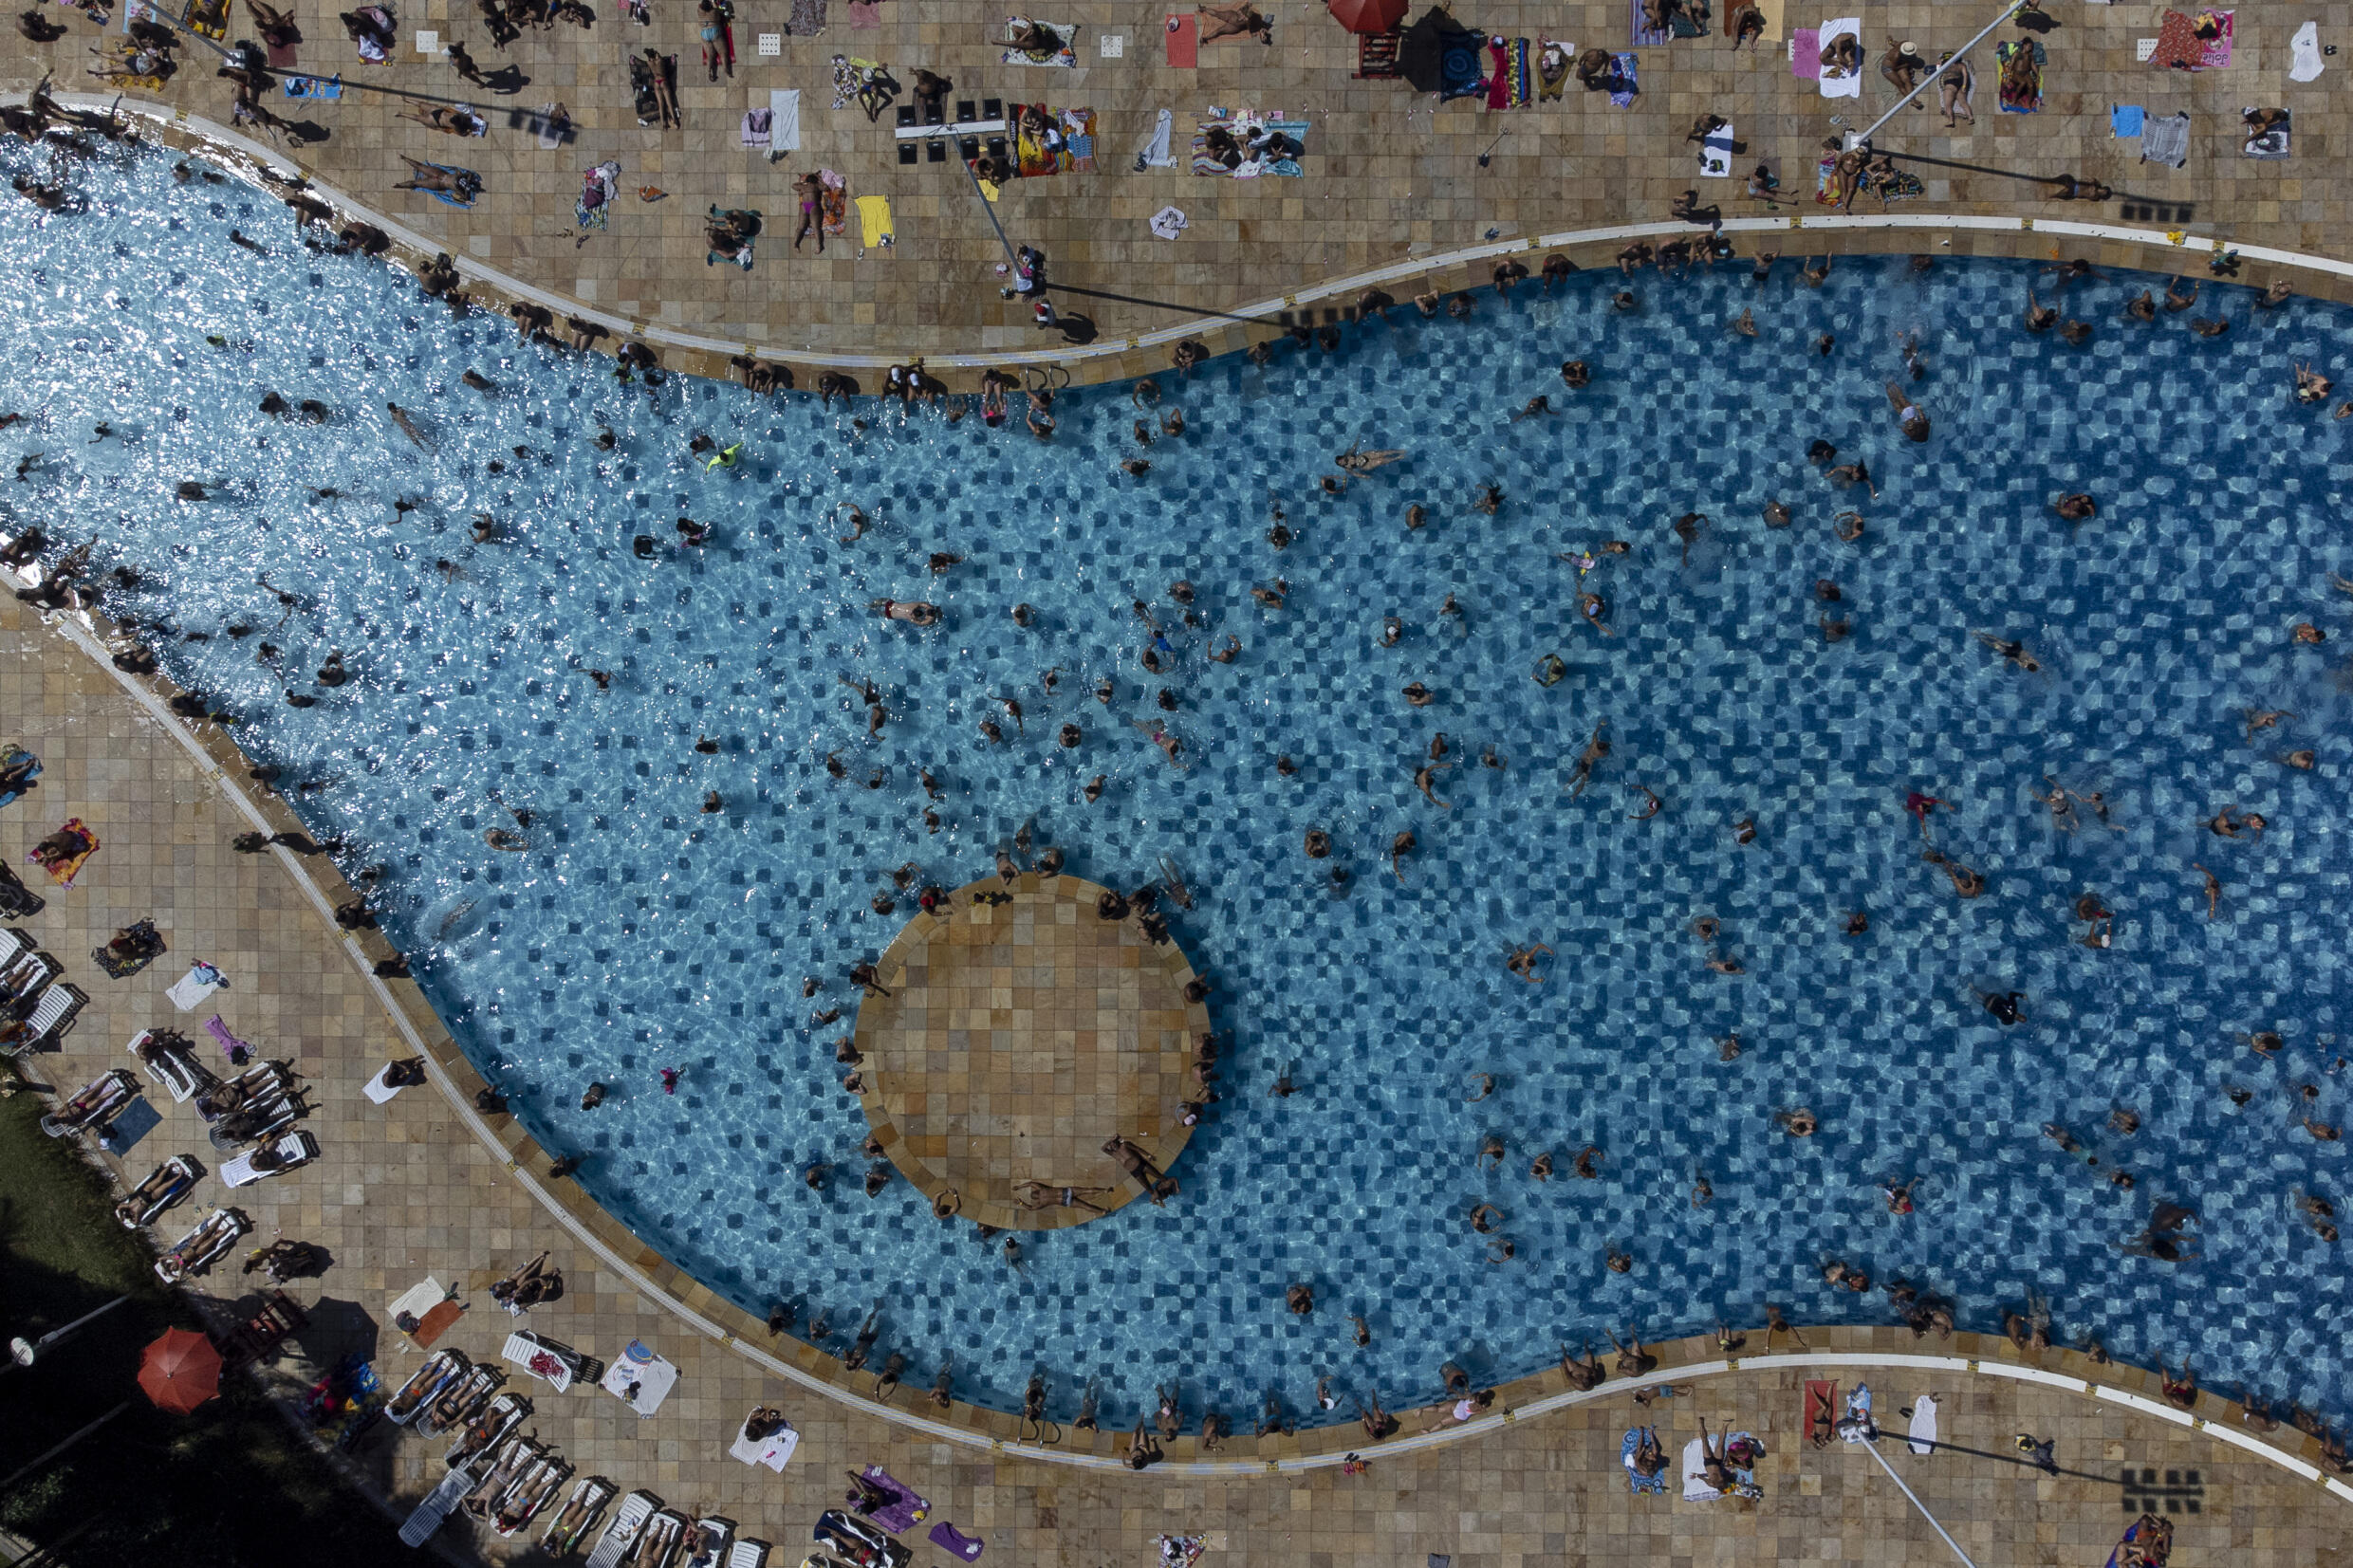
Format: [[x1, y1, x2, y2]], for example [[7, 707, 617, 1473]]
[[851, 875, 1209, 1231]]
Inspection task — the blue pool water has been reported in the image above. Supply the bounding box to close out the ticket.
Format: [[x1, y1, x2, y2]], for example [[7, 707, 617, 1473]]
[[8, 145, 2353, 1429]]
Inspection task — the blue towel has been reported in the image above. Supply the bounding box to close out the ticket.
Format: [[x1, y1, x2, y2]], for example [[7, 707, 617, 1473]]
[[286, 73, 343, 100], [2111, 103, 2144, 138], [1608, 52, 1639, 107], [1620, 1428, 1666, 1494]]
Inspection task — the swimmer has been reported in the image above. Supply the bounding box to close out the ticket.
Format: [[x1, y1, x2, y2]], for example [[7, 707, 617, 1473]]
[[1560, 360, 1590, 389], [2024, 288, 2056, 333], [1335, 442, 1405, 472], [1510, 397, 1550, 423], [1566, 721, 1609, 799], [1505, 943, 1552, 983], [1764, 500, 1792, 527], [1414, 762, 1453, 808], [1405, 504, 1427, 531], [1885, 381, 1930, 441], [1971, 630, 2041, 673], [1628, 785, 1661, 821]]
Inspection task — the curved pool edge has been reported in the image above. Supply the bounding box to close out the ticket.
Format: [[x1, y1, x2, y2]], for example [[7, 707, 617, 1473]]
[[22, 86, 2349, 393], [15, 590, 2353, 1496]]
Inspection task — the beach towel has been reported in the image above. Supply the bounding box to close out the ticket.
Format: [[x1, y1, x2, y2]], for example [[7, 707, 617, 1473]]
[[848, 0, 878, 24], [1805, 1378, 1837, 1446], [1995, 37, 2042, 112], [1813, 151, 1842, 203], [1670, 3, 1708, 38], [1064, 106, 1097, 170], [1165, 12, 1196, 65], [421, 163, 481, 208], [531, 101, 567, 147], [2153, 9, 2231, 71], [1699, 119, 1732, 175], [820, 170, 847, 234], [1907, 1393, 1938, 1455], [1790, 27, 1817, 77], [1754, 0, 1786, 39], [1494, 37, 1531, 107], [1191, 111, 1307, 176], [1536, 38, 1572, 98], [205, 1013, 252, 1064], [2291, 20, 2323, 81], [771, 87, 802, 150], [1621, 1429, 1667, 1494], [2141, 108, 2189, 165], [1004, 17, 1078, 65], [929, 1523, 984, 1561], [1138, 107, 1176, 166], [729, 1414, 799, 1469], [1608, 50, 1639, 105], [1150, 204, 1187, 237], [1014, 105, 1064, 175], [577, 159, 619, 229], [2243, 107, 2289, 157], [1680, 1437, 1721, 1502], [1725, 1430, 1764, 1497], [787, 0, 823, 33], [859, 1467, 930, 1535], [740, 107, 770, 148], [30, 819, 96, 886], [0, 747, 39, 810], [1817, 17, 1862, 96], [856, 194, 894, 246], [1839, 1381, 1876, 1442], [167, 960, 223, 1011], [266, 35, 296, 66], [2111, 102, 2144, 137], [600, 1340, 678, 1416], [1631, 0, 1670, 47], [1438, 29, 1484, 97]]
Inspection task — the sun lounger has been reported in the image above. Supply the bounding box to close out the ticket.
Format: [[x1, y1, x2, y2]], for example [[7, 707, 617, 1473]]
[[0, 925, 31, 970], [208, 1085, 301, 1152], [627, 1510, 688, 1568], [41, 1069, 136, 1137], [215, 1290, 307, 1368], [727, 1542, 770, 1568], [677, 1516, 734, 1568], [544, 1476, 620, 1556], [462, 1432, 541, 1517], [815, 1511, 911, 1568], [448, 1390, 530, 1469], [115, 1153, 200, 1227], [0, 944, 60, 994], [584, 1489, 661, 1568], [12, 980, 83, 1054], [422, 1360, 502, 1436], [505, 1328, 594, 1392], [495, 1453, 573, 1536], [128, 1029, 216, 1101], [154, 1205, 248, 1282], [398, 1464, 477, 1548], [195, 1061, 288, 1122], [219, 1129, 318, 1187], [387, 1348, 469, 1426]]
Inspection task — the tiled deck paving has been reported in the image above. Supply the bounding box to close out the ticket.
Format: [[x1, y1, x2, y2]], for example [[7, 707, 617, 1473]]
[[4, 586, 2352, 1564], [11, 0, 2353, 386], [852, 875, 1206, 1231]]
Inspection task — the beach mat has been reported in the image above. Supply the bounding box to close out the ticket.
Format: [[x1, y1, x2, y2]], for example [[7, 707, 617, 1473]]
[[1165, 12, 1197, 65]]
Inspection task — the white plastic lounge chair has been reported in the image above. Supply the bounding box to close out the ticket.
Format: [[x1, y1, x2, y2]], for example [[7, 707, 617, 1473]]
[[387, 1348, 469, 1426], [504, 1329, 588, 1391], [128, 1029, 215, 1100], [584, 1489, 660, 1568], [0, 946, 60, 998], [0, 925, 32, 970], [447, 1390, 530, 1469], [195, 1061, 288, 1122], [727, 1542, 770, 1568], [544, 1476, 619, 1556], [678, 1517, 733, 1568], [16, 980, 82, 1052], [153, 1206, 248, 1282], [42, 1069, 136, 1137], [219, 1129, 319, 1187], [461, 1433, 541, 1518], [421, 1360, 502, 1436], [494, 1453, 573, 1537], [115, 1153, 199, 1228], [626, 1509, 687, 1568], [398, 1464, 476, 1548]]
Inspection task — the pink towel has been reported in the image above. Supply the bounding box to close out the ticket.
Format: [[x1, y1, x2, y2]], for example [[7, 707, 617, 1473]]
[[1165, 12, 1197, 66], [1486, 37, 1510, 108], [1790, 27, 1819, 78], [847, 0, 879, 25]]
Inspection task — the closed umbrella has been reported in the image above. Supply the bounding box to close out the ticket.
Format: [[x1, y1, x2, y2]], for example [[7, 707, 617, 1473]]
[[1327, 0, 1406, 32], [139, 1327, 222, 1414]]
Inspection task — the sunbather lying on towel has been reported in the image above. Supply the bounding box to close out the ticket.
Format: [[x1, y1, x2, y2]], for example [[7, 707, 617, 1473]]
[[995, 18, 1062, 54], [1199, 1, 1269, 43], [393, 157, 472, 195]]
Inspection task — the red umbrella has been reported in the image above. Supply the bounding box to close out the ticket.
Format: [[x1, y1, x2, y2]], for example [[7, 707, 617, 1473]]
[[139, 1327, 222, 1414], [1327, 0, 1407, 33]]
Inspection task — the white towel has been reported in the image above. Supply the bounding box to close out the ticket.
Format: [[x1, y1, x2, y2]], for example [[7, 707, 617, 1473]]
[[769, 88, 802, 152], [741, 107, 771, 148], [1149, 204, 1187, 238], [1817, 17, 1862, 97], [1908, 1393, 1938, 1455], [2291, 20, 2324, 81], [1138, 106, 1176, 168], [167, 964, 223, 1011], [362, 1063, 405, 1103], [1680, 1437, 1722, 1501], [1699, 120, 1733, 176]]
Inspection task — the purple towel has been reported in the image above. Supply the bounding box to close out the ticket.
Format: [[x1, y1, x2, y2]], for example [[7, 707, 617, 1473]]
[[205, 1013, 253, 1064], [929, 1523, 984, 1560], [861, 1467, 930, 1536]]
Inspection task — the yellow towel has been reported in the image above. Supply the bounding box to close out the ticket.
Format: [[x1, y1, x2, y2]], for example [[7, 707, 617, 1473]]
[[1754, 0, 1786, 42], [856, 194, 895, 247]]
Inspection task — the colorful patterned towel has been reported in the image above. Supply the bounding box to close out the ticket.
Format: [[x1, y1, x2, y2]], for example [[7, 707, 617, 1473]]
[[1995, 37, 2042, 113], [1501, 38, 1532, 107], [1190, 112, 1306, 176], [1608, 50, 1639, 105], [1621, 1429, 1667, 1495], [1630, 0, 1670, 46], [2153, 9, 2231, 71]]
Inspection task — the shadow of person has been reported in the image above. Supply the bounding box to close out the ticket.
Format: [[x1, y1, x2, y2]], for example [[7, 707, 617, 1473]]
[[1052, 312, 1098, 346], [286, 119, 332, 146], [482, 63, 530, 95], [18, 8, 67, 40]]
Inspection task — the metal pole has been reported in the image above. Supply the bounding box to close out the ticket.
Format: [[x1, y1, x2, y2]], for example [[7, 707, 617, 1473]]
[[0, 1400, 132, 1493], [1856, 1430, 1980, 1568], [1844, 0, 2042, 150], [5, 1294, 130, 1371]]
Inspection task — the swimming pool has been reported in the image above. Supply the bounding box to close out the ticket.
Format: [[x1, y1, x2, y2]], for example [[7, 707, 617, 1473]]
[[8, 143, 2352, 1429]]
